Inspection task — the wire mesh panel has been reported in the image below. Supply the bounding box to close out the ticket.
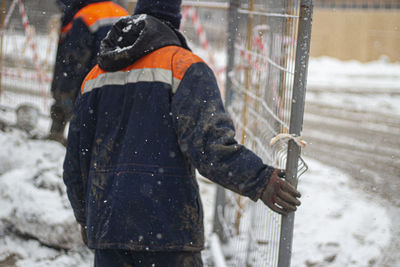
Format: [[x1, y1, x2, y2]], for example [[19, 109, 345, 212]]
[[0, 0, 59, 116], [214, 0, 312, 266]]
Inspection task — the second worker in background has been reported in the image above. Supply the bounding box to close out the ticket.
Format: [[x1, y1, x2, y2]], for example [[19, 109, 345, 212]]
[[49, 0, 128, 143]]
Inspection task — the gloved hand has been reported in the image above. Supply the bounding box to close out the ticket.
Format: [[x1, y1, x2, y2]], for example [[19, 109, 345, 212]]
[[260, 169, 301, 216], [80, 224, 88, 246]]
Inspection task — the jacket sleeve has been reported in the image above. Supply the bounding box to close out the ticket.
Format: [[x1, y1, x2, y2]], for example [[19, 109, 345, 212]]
[[63, 97, 86, 225], [171, 62, 274, 201], [54, 19, 95, 94]]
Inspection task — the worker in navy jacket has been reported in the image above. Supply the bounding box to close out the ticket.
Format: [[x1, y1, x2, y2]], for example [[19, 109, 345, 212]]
[[63, 0, 301, 266], [49, 0, 128, 143]]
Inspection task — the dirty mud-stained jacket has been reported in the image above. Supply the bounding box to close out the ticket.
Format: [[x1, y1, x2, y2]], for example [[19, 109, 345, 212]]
[[63, 15, 274, 251], [51, 0, 128, 97]]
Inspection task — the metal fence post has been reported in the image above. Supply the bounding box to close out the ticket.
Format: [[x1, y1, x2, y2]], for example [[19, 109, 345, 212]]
[[213, 0, 240, 244], [212, 185, 227, 243], [0, 0, 6, 97], [224, 0, 239, 106], [278, 1, 313, 266]]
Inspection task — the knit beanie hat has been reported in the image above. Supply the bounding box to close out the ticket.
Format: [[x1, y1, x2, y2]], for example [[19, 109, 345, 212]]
[[134, 0, 182, 29]]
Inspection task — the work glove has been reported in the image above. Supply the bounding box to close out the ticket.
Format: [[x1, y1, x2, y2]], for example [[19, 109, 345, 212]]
[[80, 224, 88, 246], [260, 169, 301, 216]]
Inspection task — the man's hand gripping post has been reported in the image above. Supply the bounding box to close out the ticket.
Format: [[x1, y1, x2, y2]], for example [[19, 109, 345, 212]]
[[260, 169, 301, 216]]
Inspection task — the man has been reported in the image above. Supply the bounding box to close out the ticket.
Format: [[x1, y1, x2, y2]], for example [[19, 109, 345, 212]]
[[49, 0, 128, 144], [63, 0, 301, 266]]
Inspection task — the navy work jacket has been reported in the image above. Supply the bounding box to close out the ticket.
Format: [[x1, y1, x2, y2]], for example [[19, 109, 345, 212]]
[[51, 0, 128, 96], [63, 15, 274, 251]]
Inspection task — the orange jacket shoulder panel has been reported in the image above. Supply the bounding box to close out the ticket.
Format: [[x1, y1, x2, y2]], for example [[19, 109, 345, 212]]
[[172, 47, 204, 81], [81, 65, 106, 94]]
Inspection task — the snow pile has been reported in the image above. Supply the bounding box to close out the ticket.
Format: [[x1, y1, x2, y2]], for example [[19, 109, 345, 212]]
[[0, 237, 91, 267], [307, 56, 400, 116], [0, 129, 92, 266], [308, 56, 400, 92], [293, 158, 391, 267]]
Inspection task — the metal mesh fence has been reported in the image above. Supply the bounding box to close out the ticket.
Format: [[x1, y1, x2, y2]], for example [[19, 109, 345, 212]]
[[1, 0, 226, 117], [0, 0, 60, 116], [214, 0, 312, 266]]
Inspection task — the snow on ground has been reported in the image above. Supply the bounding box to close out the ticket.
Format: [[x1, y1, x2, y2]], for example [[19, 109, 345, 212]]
[[0, 127, 391, 267], [292, 158, 391, 267]]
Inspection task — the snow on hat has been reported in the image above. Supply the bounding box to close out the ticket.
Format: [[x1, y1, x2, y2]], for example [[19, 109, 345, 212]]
[[134, 0, 182, 29]]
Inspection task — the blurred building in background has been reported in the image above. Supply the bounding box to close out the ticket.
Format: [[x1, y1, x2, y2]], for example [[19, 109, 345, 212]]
[[311, 0, 400, 62]]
